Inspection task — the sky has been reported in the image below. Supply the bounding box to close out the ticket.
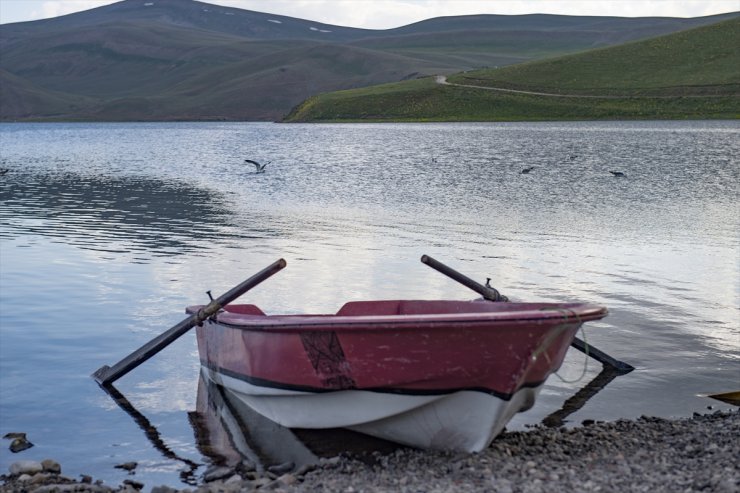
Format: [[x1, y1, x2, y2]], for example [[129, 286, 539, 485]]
[[0, 0, 738, 28]]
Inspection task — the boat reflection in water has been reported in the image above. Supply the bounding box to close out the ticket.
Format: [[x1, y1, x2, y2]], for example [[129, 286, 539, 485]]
[[190, 374, 401, 474], [102, 363, 626, 484], [102, 385, 201, 485]]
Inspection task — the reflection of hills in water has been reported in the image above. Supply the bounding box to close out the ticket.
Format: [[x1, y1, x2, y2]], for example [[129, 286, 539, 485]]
[[0, 170, 281, 257], [190, 374, 400, 475]]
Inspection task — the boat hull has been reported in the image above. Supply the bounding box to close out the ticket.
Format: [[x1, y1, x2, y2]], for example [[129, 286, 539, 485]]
[[201, 364, 542, 452], [192, 300, 607, 451]]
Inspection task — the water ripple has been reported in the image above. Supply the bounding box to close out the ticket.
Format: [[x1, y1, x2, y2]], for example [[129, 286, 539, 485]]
[[1, 120, 738, 488]]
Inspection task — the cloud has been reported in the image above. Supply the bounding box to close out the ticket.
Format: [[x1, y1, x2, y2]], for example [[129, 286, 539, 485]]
[[213, 0, 739, 28], [39, 1, 112, 20]]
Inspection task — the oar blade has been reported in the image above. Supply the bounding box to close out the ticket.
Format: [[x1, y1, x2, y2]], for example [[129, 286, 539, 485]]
[[92, 315, 200, 385], [92, 258, 286, 386], [570, 337, 634, 374]]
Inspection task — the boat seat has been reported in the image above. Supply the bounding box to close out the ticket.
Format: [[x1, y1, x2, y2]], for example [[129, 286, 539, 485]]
[[222, 304, 266, 315], [336, 300, 494, 317], [336, 300, 403, 316]]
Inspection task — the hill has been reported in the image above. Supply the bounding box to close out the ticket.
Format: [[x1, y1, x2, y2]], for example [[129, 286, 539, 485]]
[[284, 18, 740, 122], [0, 0, 736, 121], [446, 17, 740, 96]]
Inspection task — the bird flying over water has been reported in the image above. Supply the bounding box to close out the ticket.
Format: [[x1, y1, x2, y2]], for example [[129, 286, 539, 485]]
[[609, 170, 625, 177], [245, 159, 268, 173], [521, 167, 535, 174]]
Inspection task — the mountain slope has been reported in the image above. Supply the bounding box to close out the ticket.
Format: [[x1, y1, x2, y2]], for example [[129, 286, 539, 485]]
[[0, 70, 95, 119], [92, 43, 456, 120], [284, 18, 740, 122], [0, 0, 375, 44], [446, 17, 740, 96], [1, 0, 737, 121]]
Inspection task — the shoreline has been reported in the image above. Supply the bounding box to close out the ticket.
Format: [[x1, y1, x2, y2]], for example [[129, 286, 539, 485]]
[[2, 410, 737, 493], [2, 117, 739, 124]]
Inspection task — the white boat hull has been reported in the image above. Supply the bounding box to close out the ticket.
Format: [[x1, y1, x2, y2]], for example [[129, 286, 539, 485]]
[[201, 365, 542, 452]]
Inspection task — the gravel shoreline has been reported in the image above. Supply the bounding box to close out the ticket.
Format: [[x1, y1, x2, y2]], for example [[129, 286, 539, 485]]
[[2, 410, 737, 493]]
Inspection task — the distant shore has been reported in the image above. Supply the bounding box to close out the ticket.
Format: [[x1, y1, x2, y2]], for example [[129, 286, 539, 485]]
[[2, 410, 737, 493]]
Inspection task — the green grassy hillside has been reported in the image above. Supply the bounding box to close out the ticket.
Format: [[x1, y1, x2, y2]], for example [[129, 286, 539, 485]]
[[447, 17, 740, 96], [285, 18, 740, 122]]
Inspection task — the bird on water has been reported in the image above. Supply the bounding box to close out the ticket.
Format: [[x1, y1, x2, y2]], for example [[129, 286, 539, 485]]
[[245, 159, 268, 173], [521, 166, 535, 174], [609, 170, 625, 177]]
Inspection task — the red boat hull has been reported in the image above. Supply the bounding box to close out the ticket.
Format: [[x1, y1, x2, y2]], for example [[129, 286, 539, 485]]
[[191, 300, 607, 451], [193, 300, 606, 397]]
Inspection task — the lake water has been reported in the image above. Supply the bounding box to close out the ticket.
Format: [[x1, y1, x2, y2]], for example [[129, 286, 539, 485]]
[[0, 121, 738, 488]]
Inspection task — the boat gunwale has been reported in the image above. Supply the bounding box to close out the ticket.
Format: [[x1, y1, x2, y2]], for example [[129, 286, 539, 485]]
[[188, 301, 607, 333]]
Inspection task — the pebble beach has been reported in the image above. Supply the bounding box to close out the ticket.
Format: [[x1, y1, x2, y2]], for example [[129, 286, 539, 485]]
[[2, 410, 737, 493]]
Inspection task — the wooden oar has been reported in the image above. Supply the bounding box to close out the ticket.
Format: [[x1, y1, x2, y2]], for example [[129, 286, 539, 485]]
[[569, 337, 633, 373], [420, 254, 634, 374], [92, 258, 287, 386]]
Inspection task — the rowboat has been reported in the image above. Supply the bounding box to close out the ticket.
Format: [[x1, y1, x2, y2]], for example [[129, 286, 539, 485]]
[[189, 299, 608, 452]]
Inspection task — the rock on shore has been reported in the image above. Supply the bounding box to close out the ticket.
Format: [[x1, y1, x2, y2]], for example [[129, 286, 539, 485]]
[[2, 411, 737, 493]]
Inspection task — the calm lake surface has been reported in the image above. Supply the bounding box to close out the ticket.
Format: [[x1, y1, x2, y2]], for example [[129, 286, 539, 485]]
[[1, 121, 738, 487]]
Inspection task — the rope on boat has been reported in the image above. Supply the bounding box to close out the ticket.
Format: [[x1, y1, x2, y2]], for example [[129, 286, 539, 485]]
[[532, 309, 590, 384], [552, 323, 590, 384]]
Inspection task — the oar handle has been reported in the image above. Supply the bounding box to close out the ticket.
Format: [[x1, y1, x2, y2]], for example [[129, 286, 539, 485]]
[[92, 258, 287, 386], [421, 254, 508, 302]]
